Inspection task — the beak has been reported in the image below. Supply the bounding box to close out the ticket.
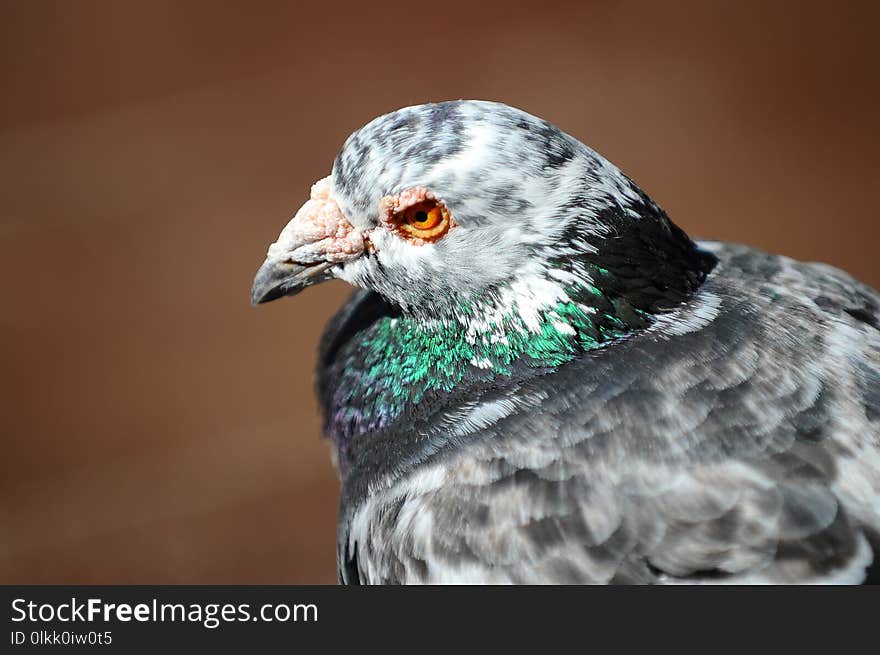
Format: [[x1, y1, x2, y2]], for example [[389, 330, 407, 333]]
[[251, 176, 363, 306]]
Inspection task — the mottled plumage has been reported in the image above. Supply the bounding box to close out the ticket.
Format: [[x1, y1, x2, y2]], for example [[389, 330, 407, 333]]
[[253, 101, 880, 584]]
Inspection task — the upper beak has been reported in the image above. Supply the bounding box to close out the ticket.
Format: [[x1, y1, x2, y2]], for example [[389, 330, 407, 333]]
[[250, 176, 363, 306]]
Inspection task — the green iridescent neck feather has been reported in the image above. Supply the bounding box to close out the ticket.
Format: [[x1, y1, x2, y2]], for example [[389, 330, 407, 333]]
[[326, 267, 651, 441]]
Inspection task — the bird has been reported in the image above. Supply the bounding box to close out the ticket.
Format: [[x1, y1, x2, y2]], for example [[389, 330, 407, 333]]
[[251, 100, 880, 584]]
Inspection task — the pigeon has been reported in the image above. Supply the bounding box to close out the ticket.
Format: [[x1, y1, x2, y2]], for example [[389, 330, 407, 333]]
[[251, 100, 880, 584]]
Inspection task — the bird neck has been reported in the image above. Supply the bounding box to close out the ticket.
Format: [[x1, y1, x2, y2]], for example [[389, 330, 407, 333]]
[[326, 264, 658, 466]]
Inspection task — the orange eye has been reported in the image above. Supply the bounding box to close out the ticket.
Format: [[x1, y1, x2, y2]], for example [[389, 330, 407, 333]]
[[398, 200, 450, 240]]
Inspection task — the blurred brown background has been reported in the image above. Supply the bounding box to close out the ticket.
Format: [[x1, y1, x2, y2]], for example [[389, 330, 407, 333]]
[[1, 1, 877, 584]]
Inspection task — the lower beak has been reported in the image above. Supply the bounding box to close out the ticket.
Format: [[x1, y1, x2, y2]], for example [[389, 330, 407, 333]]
[[250, 176, 363, 306], [250, 258, 334, 305]]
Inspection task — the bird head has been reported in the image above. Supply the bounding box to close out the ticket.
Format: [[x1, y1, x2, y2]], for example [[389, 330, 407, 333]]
[[252, 100, 712, 324]]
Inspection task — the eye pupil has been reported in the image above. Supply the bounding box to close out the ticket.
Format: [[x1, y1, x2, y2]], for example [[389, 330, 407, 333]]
[[414, 210, 428, 224]]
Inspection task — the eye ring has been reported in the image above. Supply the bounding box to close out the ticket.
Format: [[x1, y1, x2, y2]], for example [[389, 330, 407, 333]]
[[378, 188, 456, 244], [397, 200, 450, 241]]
